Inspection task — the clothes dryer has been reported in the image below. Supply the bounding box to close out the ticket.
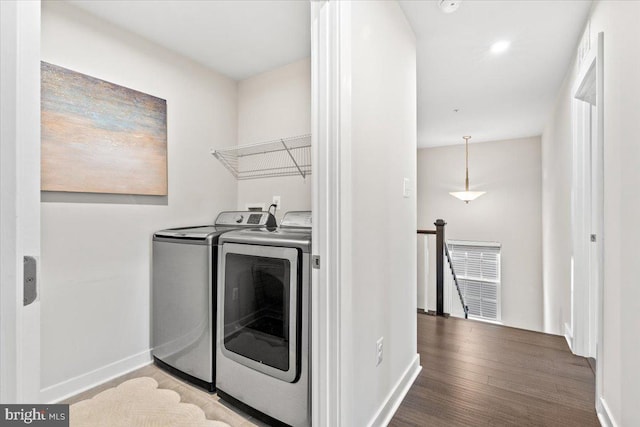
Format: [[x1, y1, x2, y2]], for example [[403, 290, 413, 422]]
[[216, 211, 312, 426]]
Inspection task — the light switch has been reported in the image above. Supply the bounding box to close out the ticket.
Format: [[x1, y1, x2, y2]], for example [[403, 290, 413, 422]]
[[403, 178, 411, 198]]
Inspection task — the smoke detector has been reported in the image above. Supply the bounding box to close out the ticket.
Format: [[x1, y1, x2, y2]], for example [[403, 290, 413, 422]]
[[439, 0, 462, 14]]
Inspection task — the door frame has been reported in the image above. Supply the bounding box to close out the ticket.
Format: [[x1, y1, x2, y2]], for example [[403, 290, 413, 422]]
[[310, 0, 349, 425], [0, 0, 42, 403]]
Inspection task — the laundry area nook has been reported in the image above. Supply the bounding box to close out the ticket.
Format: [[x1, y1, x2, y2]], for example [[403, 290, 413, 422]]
[[35, 0, 313, 425], [2, 0, 639, 426]]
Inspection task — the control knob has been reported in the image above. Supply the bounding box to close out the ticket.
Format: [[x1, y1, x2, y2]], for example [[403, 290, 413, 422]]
[[235, 214, 244, 224]]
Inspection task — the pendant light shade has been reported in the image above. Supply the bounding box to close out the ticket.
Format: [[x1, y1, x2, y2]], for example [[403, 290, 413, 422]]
[[449, 190, 486, 203], [449, 136, 486, 203]]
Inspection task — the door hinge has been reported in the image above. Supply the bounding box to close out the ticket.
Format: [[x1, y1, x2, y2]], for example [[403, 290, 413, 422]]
[[312, 255, 320, 269]]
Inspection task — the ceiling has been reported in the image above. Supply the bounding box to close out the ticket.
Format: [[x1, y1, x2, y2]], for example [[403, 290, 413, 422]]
[[399, 0, 592, 147], [66, 0, 311, 81], [66, 0, 592, 148]]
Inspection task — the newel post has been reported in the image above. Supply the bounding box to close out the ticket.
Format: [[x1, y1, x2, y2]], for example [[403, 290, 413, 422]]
[[435, 219, 446, 316]]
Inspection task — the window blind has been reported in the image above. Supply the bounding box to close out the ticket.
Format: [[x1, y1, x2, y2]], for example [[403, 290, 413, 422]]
[[448, 241, 501, 321]]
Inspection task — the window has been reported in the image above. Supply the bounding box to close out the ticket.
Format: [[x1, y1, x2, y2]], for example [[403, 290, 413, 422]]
[[448, 240, 501, 322]]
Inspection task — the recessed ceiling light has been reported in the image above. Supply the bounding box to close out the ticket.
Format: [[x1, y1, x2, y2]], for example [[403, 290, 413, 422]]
[[490, 40, 511, 54], [439, 0, 462, 14]]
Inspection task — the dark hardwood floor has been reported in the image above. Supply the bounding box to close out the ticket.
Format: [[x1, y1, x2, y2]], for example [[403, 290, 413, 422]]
[[391, 314, 599, 427]]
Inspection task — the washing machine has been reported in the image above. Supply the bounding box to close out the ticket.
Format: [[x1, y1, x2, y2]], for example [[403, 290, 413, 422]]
[[151, 211, 276, 391], [216, 211, 312, 426]]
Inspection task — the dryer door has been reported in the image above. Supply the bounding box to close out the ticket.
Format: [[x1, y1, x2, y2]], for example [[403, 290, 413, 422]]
[[219, 243, 300, 383]]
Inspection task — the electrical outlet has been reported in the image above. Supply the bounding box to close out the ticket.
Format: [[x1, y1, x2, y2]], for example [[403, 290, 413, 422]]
[[272, 196, 281, 210], [376, 337, 384, 366]]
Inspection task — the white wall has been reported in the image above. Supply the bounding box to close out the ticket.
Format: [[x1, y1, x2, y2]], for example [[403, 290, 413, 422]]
[[541, 69, 574, 336], [40, 2, 237, 401], [339, 2, 419, 425], [236, 58, 311, 221], [417, 137, 543, 332], [542, 1, 640, 424]]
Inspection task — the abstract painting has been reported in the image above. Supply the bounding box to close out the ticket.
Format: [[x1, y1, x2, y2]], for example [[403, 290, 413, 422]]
[[41, 62, 167, 195]]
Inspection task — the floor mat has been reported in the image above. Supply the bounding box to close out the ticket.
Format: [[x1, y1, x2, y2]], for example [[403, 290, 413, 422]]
[[70, 377, 230, 427]]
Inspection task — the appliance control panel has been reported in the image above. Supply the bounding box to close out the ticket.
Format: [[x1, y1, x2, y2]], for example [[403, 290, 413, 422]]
[[280, 211, 312, 229], [215, 211, 276, 227]]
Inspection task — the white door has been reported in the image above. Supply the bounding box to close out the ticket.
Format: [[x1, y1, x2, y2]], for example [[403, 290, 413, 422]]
[[589, 100, 602, 359], [570, 31, 603, 362], [0, 0, 42, 403]]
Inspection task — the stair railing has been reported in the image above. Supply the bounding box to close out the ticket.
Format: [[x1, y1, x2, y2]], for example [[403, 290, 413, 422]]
[[417, 219, 469, 318], [444, 242, 469, 319]]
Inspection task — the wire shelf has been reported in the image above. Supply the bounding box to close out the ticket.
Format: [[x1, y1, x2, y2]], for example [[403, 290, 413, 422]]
[[212, 134, 311, 180]]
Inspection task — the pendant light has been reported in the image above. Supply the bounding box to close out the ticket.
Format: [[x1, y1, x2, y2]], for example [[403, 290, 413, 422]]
[[449, 136, 485, 203]]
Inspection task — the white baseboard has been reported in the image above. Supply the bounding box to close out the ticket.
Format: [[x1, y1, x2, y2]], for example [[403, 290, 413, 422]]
[[366, 353, 421, 427], [40, 349, 152, 404], [564, 322, 574, 352], [597, 396, 618, 427]]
